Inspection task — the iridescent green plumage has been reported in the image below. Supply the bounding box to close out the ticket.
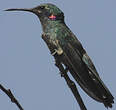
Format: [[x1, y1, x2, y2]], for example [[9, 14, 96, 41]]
[[5, 3, 114, 108], [37, 4, 114, 108]]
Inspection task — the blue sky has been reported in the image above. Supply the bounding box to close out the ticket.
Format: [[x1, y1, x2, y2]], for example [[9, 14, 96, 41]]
[[0, 0, 116, 110]]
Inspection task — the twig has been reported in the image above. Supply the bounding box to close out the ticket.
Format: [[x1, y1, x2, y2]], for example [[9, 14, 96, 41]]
[[55, 60, 87, 110], [0, 84, 24, 110]]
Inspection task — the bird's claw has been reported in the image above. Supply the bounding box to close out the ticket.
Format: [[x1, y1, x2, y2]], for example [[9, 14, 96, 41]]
[[52, 48, 63, 56]]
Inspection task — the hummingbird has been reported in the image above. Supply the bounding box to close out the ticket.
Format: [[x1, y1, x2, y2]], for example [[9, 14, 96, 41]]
[[5, 3, 114, 108]]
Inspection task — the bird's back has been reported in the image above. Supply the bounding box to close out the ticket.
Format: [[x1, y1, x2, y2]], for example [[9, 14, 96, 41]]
[[47, 23, 114, 108]]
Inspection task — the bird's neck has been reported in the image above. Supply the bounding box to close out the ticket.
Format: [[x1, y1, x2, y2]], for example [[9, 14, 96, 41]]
[[39, 17, 65, 33]]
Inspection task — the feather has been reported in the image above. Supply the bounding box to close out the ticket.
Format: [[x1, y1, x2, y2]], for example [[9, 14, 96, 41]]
[[57, 32, 114, 108]]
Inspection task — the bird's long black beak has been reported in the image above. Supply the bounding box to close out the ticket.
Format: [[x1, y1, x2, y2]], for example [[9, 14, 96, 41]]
[[4, 8, 35, 13]]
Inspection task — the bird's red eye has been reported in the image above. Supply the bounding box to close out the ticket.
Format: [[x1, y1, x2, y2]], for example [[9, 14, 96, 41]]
[[49, 14, 56, 20]]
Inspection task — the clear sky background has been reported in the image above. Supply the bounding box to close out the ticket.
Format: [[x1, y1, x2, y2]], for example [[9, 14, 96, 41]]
[[0, 0, 116, 110]]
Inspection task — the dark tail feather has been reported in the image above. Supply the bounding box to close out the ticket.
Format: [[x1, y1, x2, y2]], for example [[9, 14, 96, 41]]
[[87, 67, 114, 108], [103, 96, 114, 108], [97, 80, 114, 108], [96, 80, 114, 108]]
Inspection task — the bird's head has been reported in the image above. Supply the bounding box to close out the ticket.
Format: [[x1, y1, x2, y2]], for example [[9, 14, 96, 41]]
[[5, 3, 65, 25]]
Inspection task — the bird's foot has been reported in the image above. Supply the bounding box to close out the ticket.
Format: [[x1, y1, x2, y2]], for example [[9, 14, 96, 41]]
[[52, 48, 63, 56]]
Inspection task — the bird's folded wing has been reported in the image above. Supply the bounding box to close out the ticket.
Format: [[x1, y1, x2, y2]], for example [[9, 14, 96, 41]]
[[59, 39, 113, 103]]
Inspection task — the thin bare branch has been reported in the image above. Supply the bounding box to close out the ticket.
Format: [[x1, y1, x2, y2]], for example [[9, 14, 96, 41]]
[[55, 60, 87, 110], [0, 84, 24, 110]]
